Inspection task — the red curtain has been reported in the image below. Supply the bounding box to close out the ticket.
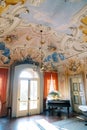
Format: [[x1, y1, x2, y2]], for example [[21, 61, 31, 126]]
[[44, 72, 58, 99], [0, 68, 8, 117], [44, 72, 51, 99]]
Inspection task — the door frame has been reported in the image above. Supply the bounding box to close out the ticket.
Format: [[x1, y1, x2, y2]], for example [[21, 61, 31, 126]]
[[12, 64, 43, 118], [69, 74, 86, 113]]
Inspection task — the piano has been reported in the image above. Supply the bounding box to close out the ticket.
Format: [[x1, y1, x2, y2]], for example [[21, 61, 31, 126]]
[[47, 99, 71, 117]]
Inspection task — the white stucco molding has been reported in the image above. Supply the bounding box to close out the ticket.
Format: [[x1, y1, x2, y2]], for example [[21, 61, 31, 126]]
[[0, 5, 29, 37], [71, 4, 87, 24]]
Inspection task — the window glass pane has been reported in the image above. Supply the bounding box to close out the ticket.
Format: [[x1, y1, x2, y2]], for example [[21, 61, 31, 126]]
[[73, 83, 78, 91], [30, 101, 37, 109], [19, 102, 28, 110], [19, 69, 38, 78], [20, 80, 28, 101], [30, 81, 37, 100], [19, 80, 28, 111], [49, 79, 55, 92], [20, 71, 32, 78], [79, 83, 83, 91], [74, 95, 79, 104], [80, 96, 85, 105]]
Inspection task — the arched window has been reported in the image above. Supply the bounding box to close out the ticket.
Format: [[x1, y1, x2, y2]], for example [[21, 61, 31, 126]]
[[19, 69, 38, 79]]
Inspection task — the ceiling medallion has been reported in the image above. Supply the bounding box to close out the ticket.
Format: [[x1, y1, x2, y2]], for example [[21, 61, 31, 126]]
[[31, 24, 52, 35]]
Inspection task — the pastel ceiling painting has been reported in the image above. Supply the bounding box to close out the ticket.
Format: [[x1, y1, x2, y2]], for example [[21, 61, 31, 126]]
[[0, 0, 87, 73]]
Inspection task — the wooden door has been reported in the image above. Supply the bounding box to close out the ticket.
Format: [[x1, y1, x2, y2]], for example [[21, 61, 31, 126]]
[[70, 76, 86, 113]]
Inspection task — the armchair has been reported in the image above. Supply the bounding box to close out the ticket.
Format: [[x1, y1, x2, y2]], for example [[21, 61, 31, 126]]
[[78, 105, 87, 125], [79, 105, 87, 116]]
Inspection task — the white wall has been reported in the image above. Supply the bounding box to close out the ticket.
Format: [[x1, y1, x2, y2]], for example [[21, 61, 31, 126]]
[[58, 73, 70, 99]]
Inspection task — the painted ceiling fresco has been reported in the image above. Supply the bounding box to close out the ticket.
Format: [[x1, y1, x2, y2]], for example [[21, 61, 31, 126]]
[[0, 0, 87, 73]]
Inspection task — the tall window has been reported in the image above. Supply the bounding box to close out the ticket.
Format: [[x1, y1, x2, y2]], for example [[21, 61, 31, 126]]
[[19, 69, 38, 78], [44, 72, 58, 99], [49, 75, 55, 92]]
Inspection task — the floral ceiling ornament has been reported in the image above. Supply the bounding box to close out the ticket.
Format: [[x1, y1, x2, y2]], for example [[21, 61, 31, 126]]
[[66, 58, 83, 74], [4, 34, 18, 42]]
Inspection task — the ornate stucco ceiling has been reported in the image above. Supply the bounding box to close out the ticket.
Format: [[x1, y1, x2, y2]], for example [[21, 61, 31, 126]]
[[0, 0, 87, 73]]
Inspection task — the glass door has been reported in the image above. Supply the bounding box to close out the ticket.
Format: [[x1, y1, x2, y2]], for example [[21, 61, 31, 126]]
[[17, 78, 40, 117], [29, 80, 40, 115]]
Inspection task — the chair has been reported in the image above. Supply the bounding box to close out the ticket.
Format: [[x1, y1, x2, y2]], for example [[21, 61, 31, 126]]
[[78, 105, 87, 125], [79, 105, 87, 116]]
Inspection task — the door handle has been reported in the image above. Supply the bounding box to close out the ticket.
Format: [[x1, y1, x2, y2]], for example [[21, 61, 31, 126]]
[[18, 98, 20, 101]]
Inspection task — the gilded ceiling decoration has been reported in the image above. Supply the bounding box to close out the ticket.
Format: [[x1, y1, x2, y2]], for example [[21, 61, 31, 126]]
[[0, 0, 26, 14], [0, 0, 87, 73], [65, 58, 83, 75], [79, 16, 87, 42]]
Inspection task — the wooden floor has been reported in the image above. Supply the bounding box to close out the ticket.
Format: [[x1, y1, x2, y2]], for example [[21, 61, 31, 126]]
[[0, 110, 77, 130]]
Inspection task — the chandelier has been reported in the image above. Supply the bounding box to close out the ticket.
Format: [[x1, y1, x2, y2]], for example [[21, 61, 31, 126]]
[[39, 29, 46, 71], [32, 29, 45, 72], [38, 29, 58, 72]]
